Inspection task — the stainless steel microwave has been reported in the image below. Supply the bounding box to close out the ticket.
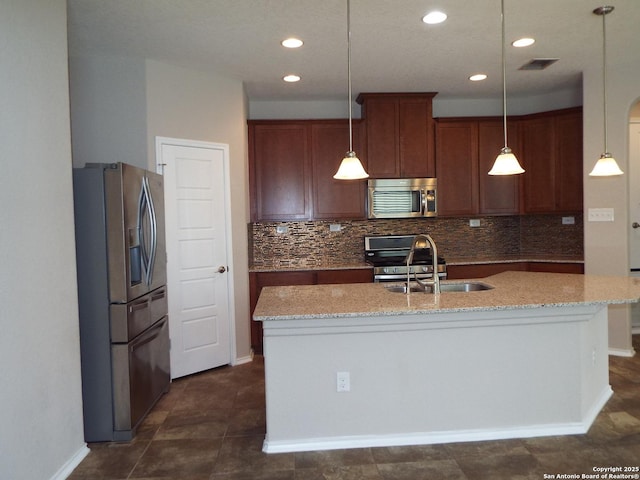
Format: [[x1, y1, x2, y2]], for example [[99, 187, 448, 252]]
[[367, 178, 437, 219]]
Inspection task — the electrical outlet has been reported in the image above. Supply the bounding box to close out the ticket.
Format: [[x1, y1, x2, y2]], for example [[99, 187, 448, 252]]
[[587, 208, 614, 222], [562, 216, 575, 225], [469, 219, 480, 227], [276, 225, 288, 234], [330, 223, 342, 232], [336, 371, 350, 392]]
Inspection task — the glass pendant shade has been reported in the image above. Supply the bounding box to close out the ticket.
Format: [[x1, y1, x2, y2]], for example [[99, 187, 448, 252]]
[[334, 151, 369, 180], [589, 153, 624, 176], [488, 147, 525, 175]]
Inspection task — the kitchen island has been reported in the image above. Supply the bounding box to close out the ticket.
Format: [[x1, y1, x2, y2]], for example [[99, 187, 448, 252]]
[[253, 271, 640, 453]]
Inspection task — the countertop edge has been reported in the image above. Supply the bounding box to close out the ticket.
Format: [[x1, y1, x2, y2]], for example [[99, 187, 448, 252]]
[[253, 299, 629, 321], [252, 272, 640, 321]]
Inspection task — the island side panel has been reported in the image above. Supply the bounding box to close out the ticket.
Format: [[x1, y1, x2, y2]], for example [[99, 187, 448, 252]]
[[261, 306, 611, 453]]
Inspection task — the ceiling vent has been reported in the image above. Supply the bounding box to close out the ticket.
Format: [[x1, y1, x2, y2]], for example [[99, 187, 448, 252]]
[[519, 58, 559, 70]]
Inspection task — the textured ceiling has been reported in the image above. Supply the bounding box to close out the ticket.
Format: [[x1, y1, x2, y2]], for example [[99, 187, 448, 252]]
[[66, 0, 640, 102]]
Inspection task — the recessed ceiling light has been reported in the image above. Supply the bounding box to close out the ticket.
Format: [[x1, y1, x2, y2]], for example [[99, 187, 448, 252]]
[[281, 38, 303, 48], [283, 74, 301, 83], [422, 11, 447, 25], [469, 74, 487, 81], [512, 37, 535, 47]]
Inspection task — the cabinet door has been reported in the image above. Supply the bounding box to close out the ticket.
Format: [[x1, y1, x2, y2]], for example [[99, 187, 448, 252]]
[[478, 120, 520, 214], [250, 124, 311, 221], [435, 120, 479, 216], [362, 98, 398, 177], [554, 111, 583, 212], [311, 122, 366, 220], [446, 262, 527, 280], [250, 271, 316, 353], [399, 100, 435, 177], [316, 268, 373, 284], [521, 118, 555, 213]]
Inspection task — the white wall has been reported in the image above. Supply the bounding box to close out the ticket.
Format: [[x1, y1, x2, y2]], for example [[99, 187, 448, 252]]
[[145, 59, 252, 361], [0, 1, 87, 479], [69, 56, 147, 168], [584, 61, 640, 355], [248, 87, 583, 120]]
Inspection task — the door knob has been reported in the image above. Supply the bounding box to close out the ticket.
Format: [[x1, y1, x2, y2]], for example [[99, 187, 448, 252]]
[[218, 266, 227, 273], [633, 222, 640, 229]]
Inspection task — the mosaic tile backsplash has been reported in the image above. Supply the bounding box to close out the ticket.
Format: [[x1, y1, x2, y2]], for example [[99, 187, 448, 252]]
[[250, 214, 583, 269]]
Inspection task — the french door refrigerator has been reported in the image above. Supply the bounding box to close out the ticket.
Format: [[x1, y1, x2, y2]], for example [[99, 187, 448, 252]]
[[73, 162, 170, 442]]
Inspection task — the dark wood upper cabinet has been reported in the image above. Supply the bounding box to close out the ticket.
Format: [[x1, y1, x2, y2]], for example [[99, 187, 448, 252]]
[[357, 93, 436, 178], [520, 116, 555, 213], [249, 120, 366, 222], [554, 109, 583, 212], [249, 122, 311, 221], [520, 107, 582, 213], [435, 118, 519, 216], [311, 121, 366, 220], [477, 119, 520, 215], [435, 119, 479, 216], [248, 106, 582, 221]]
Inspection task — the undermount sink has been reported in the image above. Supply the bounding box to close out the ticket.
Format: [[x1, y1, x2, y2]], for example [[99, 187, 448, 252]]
[[439, 282, 494, 292], [384, 284, 423, 294], [384, 282, 494, 294]]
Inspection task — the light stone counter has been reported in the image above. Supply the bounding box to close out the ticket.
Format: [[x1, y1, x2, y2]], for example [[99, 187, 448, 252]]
[[255, 271, 640, 454], [253, 271, 640, 321]]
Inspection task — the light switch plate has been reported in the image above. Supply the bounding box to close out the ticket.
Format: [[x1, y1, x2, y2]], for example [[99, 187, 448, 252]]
[[469, 219, 481, 227], [276, 225, 289, 234], [587, 208, 614, 222], [330, 223, 342, 232], [562, 216, 575, 225]]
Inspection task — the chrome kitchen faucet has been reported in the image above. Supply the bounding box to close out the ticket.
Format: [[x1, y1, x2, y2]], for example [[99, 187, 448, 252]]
[[405, 234, 441, 294]]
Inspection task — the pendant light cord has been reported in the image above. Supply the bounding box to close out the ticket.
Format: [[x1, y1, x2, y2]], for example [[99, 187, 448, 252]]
[[501, 0, 508, 149], [347, 0, 354, 153], [601, 8, 608, 154]]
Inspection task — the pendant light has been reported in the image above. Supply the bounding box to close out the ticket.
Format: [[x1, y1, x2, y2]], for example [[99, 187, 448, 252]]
[[333, 0, 369, 180], [589, 6, 624, 176], [488, 0, 525, 176]]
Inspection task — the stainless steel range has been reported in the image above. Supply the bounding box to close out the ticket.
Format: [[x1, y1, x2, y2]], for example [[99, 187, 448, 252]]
[[364, 234, 447, 282]]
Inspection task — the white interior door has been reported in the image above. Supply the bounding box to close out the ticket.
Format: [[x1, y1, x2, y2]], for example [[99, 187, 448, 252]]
[[629, 122, 640, 269], [157, 138, 232, 378]]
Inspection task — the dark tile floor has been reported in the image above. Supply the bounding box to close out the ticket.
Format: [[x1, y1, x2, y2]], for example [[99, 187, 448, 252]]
[[69, 336, 640, 479]]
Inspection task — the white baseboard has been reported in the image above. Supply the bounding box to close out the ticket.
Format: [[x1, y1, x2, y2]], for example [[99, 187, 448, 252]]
[[263, 386, 614, 454], [263, 422, 589, 454], [609, 347, 636, 357], [233, 350, 254, 366], [49, 444, 89, 480]]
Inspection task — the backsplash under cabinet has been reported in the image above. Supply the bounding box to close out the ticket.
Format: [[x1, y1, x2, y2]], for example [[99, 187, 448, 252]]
[[249, 214, 583, 270]]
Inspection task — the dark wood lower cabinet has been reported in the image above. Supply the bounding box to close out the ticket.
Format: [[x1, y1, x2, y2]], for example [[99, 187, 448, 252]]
[[447, 262, 583, 280], [249, 269, 373, 353]]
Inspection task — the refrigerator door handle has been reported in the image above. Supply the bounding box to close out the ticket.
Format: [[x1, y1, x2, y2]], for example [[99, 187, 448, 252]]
[[137, 179, 149, 285], [145, 176, 158, 286], [137, 176, 157, 287]]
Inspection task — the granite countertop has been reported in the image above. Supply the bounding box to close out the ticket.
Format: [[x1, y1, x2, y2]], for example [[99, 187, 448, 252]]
[[249, 262, 372, 273], [253, 271, 640, 321], [446, 255, 583, 266]]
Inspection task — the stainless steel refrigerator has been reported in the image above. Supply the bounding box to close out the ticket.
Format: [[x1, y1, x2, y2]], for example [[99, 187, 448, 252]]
[[73, 162, 170, 442]]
